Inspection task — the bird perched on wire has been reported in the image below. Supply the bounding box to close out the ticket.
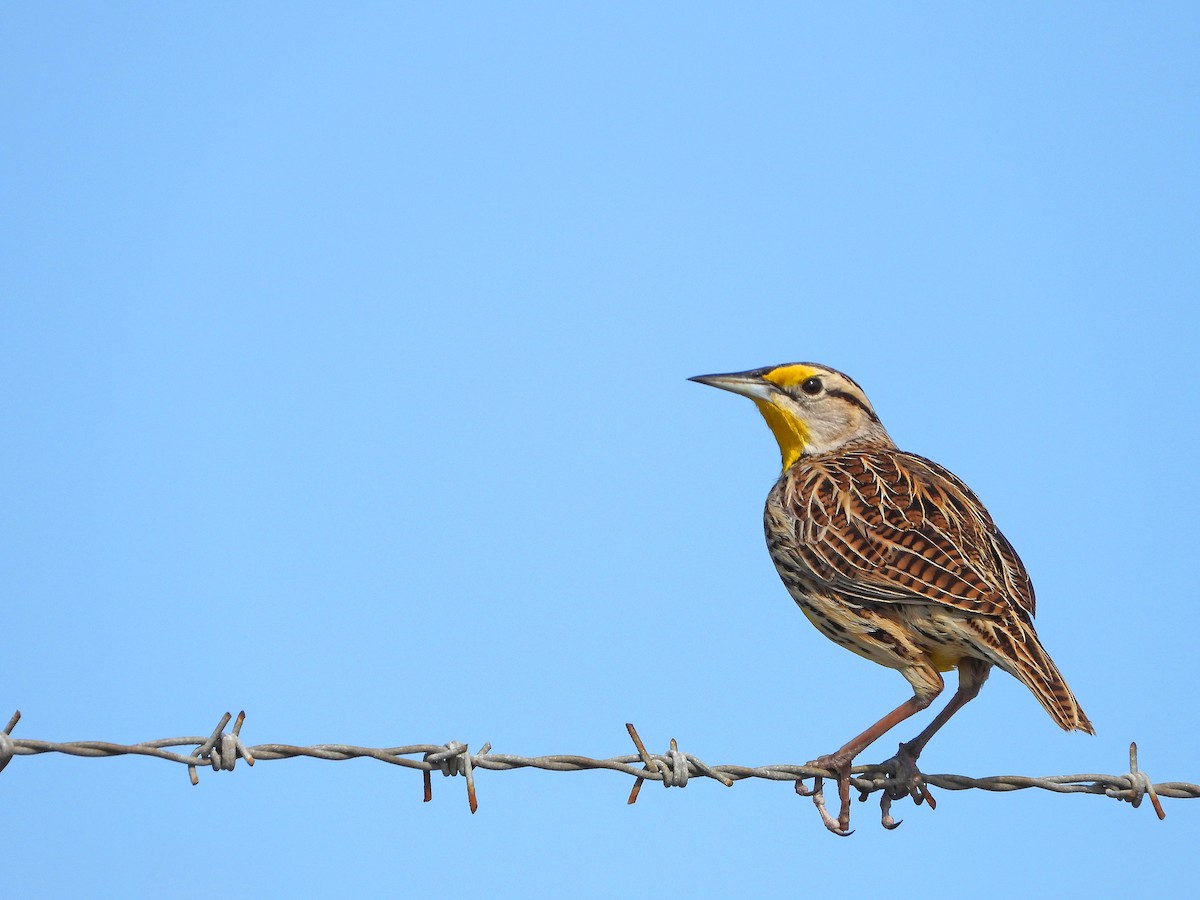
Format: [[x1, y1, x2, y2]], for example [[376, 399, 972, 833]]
[[690, 362, 1093, 835]]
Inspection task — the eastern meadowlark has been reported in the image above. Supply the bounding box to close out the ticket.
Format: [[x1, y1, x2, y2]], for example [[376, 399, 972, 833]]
[[691, 362, 1093, 834]]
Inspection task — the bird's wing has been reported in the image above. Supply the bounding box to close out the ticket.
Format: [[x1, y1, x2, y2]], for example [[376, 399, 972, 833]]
[[779, 449, 1036, 620]]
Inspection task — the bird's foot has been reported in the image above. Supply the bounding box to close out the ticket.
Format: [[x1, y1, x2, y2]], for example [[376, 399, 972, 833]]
[[869, 741, 936, 829], [796, 753, 855, 836]]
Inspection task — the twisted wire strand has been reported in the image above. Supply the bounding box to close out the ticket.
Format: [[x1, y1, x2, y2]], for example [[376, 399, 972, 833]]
[[3, 711, 1193, 825]]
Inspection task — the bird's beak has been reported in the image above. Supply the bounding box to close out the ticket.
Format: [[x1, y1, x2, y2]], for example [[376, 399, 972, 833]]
[[688, 371, 779, 404]]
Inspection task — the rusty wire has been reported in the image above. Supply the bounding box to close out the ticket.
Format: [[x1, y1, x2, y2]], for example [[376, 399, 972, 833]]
[[2, 710, 1194, 830]]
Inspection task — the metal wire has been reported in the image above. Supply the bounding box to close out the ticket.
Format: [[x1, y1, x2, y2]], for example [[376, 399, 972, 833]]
[[3, 710, 1193, 829]]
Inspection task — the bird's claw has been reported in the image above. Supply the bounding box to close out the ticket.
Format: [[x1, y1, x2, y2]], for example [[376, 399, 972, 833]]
[[879, 792, 902, 830], [797, 756, 855, 836], [875, 741, 936, 810], [797, 745, 940, 834]]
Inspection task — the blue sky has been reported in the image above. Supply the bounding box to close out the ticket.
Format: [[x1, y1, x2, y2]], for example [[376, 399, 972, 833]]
[[3, 3, 1197, 896]]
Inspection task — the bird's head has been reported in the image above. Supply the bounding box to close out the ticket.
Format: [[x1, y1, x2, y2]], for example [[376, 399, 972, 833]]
[[690, 362, 894, 469]]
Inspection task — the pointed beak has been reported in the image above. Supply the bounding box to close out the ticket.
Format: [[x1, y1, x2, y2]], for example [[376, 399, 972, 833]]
[[688, 371, 780, 404]]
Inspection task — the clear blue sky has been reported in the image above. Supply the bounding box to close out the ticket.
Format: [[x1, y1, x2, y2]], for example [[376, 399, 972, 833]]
[[3, 3, 1197, 897]]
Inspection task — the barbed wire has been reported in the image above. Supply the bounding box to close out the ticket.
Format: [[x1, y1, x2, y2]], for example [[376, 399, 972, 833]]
[[2, 710, 1194, 832]]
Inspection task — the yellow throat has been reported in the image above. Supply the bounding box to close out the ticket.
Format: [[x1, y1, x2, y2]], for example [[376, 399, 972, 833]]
[[756, 364, 818, 471], [753, 399, 809, 471]]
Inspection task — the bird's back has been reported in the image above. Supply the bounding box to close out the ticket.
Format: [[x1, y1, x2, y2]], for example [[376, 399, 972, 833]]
[[765, 444, 1093, 733]]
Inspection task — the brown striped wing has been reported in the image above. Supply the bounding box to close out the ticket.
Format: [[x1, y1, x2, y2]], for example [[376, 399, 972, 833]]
[[783, 449, 1036, 621]]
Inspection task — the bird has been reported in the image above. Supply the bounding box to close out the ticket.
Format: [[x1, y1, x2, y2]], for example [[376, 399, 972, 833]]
[[690, 362, 1093, 834]]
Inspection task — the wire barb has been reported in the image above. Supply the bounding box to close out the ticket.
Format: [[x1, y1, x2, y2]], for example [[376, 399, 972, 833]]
[[0, 710, 20, 775], [187, 711, 254, 785], [3, 712, 1193, 830], [1105, 742, 1166, 821], [624, 723, 731, 805], [625, 723, 689, 803], [422, 741, 487, 813]]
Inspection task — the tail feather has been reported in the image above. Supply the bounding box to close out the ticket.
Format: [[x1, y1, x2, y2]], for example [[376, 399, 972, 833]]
[[1004, 620, 1094, 734]]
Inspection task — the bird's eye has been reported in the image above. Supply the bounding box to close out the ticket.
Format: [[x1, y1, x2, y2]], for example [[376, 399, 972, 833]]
[[800, 377, 823, 396]]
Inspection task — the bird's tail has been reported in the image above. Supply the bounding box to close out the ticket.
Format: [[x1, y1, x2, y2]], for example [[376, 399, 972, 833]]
[[997, 618, 1095, 734]]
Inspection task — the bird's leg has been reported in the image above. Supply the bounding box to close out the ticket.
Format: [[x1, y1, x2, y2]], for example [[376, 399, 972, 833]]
[[797, 692, 935, 836], [873, 658, 992, 826]]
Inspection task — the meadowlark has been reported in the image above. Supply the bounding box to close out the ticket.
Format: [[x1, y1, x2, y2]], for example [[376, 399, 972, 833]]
[[691, 362, 1093, 834]]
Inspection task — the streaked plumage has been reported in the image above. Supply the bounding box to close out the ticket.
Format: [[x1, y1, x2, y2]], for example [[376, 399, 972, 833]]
[[691, 362, 1092, 834]]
